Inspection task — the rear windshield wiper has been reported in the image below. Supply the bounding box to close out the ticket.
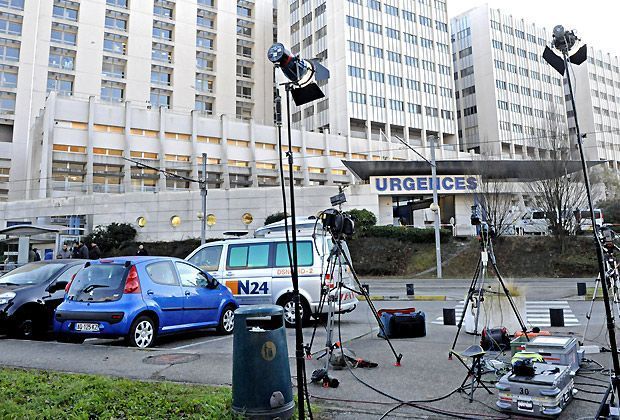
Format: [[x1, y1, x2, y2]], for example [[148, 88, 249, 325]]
[[0, 282, 19, 286], [80, 284, 110, 294]]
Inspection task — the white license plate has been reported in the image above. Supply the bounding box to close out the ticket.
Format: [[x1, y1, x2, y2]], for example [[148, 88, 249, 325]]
[[517, 400, 534, 412], [75, 322, 100, 332]]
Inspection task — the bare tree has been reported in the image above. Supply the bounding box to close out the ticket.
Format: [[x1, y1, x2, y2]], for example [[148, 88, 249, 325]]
[[527, 108, 586, 251], [476, 158, 520, 237]]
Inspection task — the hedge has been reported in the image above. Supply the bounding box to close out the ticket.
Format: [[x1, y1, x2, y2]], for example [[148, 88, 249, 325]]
[[357, 225, 451, 243]]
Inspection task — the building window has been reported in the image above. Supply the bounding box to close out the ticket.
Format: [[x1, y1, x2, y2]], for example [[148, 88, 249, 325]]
[[196, 73, 214, 92], [103, 32, 127, 55], [390, 100, 404, 111], [387, 51, 401, 63], [403, 10, 415, 21], [101, 81, 124, 102], [0, 0, 24, 10], [404, 33, 417, 44], [51, 23, 77, 46], [419, 16, 432, 27], [152, 21, 173, 40], [386, 27, 400, 39], [460, 66, 474, 77], [52, 2, 78, 21], [348, 65, 364, 78], [408, 103, 421, 113], [152, 42, 173, 63], [0, 65, 16, 87], [197, 31, 214, 49], [0, 12, 21, 35], [367, 21, 382, 34], [150, 89, 171, 108], [151, 66, 172, 86], [0, 39, 19, 61], [102, 56, 126, 78], [346, 15, 362, 29], [349, 91, 366, 104], [367, 0, 380, 10], [420, 38, 433, 49], [368, 46, 383, 58], [425, 106, 438, 117], [0, 91, 14, 113], [47, 73, 73, 95], [492, 40, 503, 50], [388, 74, 402, 87], [436, 21, 448, 32], [370, 95, 384, 107], [196, 52, 214, 71], [348, 40, 364, 53], [195, 95, 213, 114], [154, 3, 173, 19], [459, 47, 472, 58], [105, 10, 128, 31], [48, 48, 75, 70], [385, 5, 398, 16], [405, 56, 418, 67], [368, 70, 384, 82], [236, 64, 250, 78], [235, 84, 251, 99], [407, 79, 420, 90]]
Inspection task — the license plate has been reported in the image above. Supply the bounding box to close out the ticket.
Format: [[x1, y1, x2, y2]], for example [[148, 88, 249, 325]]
[[75, 322, 100, 332], [517, 399, 534, 412]]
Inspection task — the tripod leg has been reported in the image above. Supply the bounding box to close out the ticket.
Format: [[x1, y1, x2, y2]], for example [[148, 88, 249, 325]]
[[450, 258, 483, 355], [582, 275, 600, 344], [334, 240, 403, 365]]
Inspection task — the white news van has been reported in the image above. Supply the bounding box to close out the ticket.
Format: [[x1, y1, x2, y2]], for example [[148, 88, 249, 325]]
[[186, 220, 358, 326]]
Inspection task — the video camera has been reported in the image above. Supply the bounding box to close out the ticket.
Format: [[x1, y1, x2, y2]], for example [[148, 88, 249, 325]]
[[321, 209, 355, 238]]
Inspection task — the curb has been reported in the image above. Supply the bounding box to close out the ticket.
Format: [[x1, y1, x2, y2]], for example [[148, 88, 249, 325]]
[[358, 294, 447, 301]]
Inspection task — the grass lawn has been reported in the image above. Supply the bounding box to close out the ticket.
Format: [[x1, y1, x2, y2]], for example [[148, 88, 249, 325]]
[[0, 367, 235, 419]]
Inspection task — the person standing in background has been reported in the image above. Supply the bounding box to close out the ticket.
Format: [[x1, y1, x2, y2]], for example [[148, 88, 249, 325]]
[[57, 244, 71, 259], [136, 244, 149, 256], [89, 243, 101, 260]]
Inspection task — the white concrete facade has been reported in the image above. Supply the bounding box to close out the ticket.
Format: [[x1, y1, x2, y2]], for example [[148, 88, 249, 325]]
[[0, 0, 276, 201], [567, 48, 620, 170], [277, 0, 458, 160], [451, 6, 568, 159]]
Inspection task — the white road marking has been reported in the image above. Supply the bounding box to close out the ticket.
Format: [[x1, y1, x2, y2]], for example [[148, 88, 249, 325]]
[[434, 301, 581, 326], [170, 335, 232, 350]]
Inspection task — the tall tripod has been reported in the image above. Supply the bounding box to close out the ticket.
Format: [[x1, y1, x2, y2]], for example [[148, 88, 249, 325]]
[[450, 223, 529, 356], [582, 238, 620, 345]]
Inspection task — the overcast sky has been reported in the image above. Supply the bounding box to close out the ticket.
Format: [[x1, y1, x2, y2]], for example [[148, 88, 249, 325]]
[[447, 1, 620, 56]]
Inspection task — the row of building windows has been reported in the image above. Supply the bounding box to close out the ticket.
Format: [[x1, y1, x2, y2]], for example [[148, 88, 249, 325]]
[[587, 56, 620, 74], [489, 20, 546, 46], [349, 91, 454, 119]]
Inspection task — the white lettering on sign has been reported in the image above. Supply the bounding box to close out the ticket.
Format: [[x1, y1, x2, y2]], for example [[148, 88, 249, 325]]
[[370, 175, 479, 195]]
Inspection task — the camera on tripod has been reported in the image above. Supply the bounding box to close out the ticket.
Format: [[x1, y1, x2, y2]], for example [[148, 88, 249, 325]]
[[321, 209, 355, 238]]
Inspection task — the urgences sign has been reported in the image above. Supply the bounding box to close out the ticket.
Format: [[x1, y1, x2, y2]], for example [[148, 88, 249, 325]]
[[370, 175, 479, 195]]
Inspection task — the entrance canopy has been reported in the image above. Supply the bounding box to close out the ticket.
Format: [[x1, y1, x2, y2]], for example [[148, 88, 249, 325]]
[[343, 160, 605, 181], [0, 224, 62, 237]]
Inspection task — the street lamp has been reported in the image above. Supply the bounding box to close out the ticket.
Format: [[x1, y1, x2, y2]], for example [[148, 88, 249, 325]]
[[268, 42, 330, 420], [543, 26, 620, 415]]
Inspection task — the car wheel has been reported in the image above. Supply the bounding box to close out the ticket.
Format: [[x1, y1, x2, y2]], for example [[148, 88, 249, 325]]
[[128, 316, 156, 348], [13, 318, 34, 339], [217, 305, 235, 334], [279, 294, 309, 328]]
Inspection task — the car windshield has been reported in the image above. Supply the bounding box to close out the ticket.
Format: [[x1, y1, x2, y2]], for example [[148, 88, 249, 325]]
[[0, 263, 65, 286], [68, 264, 127, 302]]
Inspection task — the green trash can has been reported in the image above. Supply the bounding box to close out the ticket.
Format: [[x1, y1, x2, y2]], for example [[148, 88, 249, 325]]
[[232, 305, 294, 419]]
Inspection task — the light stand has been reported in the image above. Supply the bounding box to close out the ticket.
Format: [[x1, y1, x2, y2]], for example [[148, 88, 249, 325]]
[[544, 26, 620, 416], [269, 42, 330, 420]]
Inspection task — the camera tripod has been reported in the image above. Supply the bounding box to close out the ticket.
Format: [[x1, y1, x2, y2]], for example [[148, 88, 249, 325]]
[[306, 225, 403, 382], [450, 223, 529, 356], [582, 238, 620, 345]]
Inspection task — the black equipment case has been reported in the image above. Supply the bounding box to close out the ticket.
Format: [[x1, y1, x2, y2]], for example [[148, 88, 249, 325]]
[[377, 308, 426, 338]]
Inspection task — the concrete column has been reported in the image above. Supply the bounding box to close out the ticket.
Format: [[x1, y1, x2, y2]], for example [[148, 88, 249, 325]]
[[220, 114, 230, 189], [403, 127, 413, 161], [189, 110, 199, 191], [248, 119, 259, 187], [158, 106, 167, 192], [86, 96, 95, 194], [17, 236, 29, 265], [38, 93, 57, 199], [300, 127, 310, 186], [323, 130, 334, 185], [123, 102, 133, 193], [386, 124, 393, 160]]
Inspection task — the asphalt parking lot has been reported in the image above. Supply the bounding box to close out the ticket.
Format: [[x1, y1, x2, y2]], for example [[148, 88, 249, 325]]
[[0, 291, 617, 419]]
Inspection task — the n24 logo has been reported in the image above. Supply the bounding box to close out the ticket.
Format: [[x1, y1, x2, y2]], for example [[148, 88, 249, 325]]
[[239, 280, 269, 295]]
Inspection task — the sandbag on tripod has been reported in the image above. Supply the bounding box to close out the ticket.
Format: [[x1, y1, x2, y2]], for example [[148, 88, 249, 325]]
[[377, 308, 426, 339]]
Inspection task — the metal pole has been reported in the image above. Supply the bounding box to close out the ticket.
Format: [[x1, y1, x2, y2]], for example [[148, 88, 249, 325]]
[[200, 152, 207, 245], [564, 52, 620, 401], [285, 84, 306, 420], [430, 137, 443, 278]]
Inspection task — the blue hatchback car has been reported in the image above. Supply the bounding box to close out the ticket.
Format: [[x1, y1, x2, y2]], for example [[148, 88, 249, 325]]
[[54, 256, 237, 348]]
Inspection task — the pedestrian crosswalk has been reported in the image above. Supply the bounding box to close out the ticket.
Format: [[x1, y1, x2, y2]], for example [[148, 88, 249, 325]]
[[433, 300, 580, 327]]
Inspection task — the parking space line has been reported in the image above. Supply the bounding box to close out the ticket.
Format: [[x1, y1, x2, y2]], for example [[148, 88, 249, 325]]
[[170, 335, 232, 350]]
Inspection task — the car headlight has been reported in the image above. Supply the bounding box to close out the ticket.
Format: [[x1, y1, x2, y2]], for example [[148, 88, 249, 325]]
[[0, 292, 15, 305]]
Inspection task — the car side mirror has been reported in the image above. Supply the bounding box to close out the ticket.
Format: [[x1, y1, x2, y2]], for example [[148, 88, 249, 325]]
[[50, 280, 68, 293]]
